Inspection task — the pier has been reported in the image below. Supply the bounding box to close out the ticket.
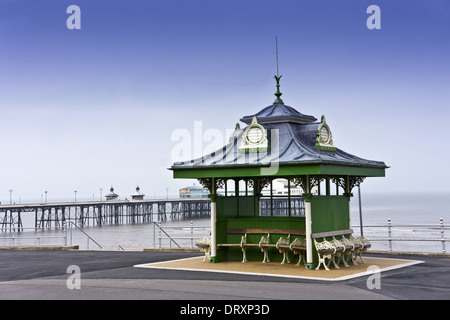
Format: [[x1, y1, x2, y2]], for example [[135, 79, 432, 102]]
[[0, 198, 211, 231]]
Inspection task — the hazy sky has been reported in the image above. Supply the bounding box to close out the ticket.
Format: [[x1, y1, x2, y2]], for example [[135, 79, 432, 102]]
[[1, 0, 449, 202]]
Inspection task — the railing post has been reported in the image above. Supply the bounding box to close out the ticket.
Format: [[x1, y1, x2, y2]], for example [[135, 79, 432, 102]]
[[158, 221, 162, 248], [440, 218, 446, 254], [190, 220, 194, 249], [388, 218, 392, 252], [358, 185, 363, 237], [153, 222, 156, 248], [64, 222, 67, 246]]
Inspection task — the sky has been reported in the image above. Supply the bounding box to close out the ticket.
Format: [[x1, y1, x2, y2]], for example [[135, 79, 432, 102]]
[[0, 0, 449, 202]]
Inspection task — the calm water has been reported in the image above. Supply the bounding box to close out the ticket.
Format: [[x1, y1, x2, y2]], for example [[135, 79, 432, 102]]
[[349, 191, 450, 253], [1, 192, 449, 253]]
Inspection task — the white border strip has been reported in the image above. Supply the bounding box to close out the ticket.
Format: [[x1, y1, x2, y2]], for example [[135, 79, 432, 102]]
[[134, 256, 425, 282]]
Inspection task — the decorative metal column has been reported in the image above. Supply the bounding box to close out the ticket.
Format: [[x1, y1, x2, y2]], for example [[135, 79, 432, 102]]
[[304, 175, 314, 269], [209, 178, 217, 263]]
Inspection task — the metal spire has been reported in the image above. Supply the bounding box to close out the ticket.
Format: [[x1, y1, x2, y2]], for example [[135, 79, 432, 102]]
[[276, 36, 280, 78], [273, 36, 284, 104]]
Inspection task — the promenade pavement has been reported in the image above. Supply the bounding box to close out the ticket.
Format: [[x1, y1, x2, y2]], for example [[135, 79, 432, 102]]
[[0, 249, 448, 303]]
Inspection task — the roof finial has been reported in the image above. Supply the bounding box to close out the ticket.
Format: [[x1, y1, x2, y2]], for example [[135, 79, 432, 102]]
[[274, 36, 284, 104], [274, 75, 284, 104]]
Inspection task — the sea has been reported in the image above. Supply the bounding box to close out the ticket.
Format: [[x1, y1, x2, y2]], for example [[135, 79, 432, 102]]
[[1, 192, 449, 253]]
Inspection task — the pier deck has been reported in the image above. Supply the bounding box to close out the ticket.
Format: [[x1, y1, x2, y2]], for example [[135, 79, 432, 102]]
[[0, 198, 211, 230]]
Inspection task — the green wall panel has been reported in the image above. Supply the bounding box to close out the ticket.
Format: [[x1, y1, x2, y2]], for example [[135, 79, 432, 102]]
[[311, 196, 349, 233], [216, 197, 238, 218], [238, 197, 256, 217], [217, 196, 258, 218]]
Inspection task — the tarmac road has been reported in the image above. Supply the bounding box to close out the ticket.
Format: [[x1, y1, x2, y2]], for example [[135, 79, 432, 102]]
[[0, 250, 449, 303]]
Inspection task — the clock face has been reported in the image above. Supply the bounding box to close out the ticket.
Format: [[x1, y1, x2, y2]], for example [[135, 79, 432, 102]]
[[238, 117, 268, 153], [247, 126, 263, 144], [315, 115, 335, 151], [320, 126, 329, 143]]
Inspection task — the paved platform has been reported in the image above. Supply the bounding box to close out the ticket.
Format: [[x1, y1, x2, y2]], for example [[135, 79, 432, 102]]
[[135, 256, 423, 281], [0, 249, 449, 301]]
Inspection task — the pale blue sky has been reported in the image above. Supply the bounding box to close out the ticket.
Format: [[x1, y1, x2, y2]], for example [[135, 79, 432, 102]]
[[0, 0, 449, 202]]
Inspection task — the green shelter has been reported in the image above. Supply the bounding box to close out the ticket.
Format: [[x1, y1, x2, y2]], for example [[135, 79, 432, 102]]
[[170, 76, 387, 269]]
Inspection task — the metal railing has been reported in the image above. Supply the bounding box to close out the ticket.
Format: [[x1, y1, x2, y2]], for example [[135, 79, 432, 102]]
[[2, 218, 447, 254], [0, 221, 103, 250], [353, 218, 449, 253], [66, 221, 102, 250], [154, 219, 449, 254], [0, 227, 67, 247], [153, 221, 210, 249]]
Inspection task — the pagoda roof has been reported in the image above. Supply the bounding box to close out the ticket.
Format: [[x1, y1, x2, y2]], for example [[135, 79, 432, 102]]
[[171, 120, 386, 175], [240, 103, 317, 125], [170, 77, 387, 179]]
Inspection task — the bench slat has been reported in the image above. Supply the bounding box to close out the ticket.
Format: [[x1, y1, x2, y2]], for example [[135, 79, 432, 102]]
[[290, 246, 306, 250], [226, 228, 306, 236], [216, 244, 241, 247], [311, 229, 353, 239], [259, 244, 276, 247]]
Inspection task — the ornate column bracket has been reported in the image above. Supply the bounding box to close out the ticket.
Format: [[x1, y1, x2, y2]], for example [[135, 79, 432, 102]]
[[208, 194, 218, 202], [197, 178, 211, 192], [254, 178, 271, 196], [246, 179, 254, 190], [290, 176, 322, 199], [331, 176, 366, 197], [197, 178, 225, 194]]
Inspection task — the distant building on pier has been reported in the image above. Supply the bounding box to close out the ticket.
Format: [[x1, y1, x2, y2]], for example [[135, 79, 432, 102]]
[[105, 186, 119, 201], [131, 186, 145, 201], [179, 184, 209, 198]]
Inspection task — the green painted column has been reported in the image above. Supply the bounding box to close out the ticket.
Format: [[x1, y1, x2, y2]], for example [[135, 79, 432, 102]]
[[304, 175, 314, 269], [209, 178, 217, 263]]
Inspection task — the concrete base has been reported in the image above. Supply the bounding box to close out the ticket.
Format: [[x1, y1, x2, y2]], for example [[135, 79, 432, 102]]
[[135, 255, 424, 281]]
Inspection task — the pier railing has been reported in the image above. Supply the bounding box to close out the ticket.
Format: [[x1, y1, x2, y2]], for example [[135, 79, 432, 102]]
[[0, 226, 67, 247], [353, 218, 449, 254], [1, 218, 448, 253], [0, 221, 103, 250], [153, 218, 450, 253], [66, 221, 102, 250], [153, 221, 210, 249]]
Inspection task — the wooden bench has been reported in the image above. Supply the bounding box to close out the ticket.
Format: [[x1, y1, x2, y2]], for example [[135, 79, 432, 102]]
[[217, 229, 306, 264], [199, 228, 370, 269], [289, 238, 307, 266], [311, 229, 371, 270], [350, 234, 372, 263]]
